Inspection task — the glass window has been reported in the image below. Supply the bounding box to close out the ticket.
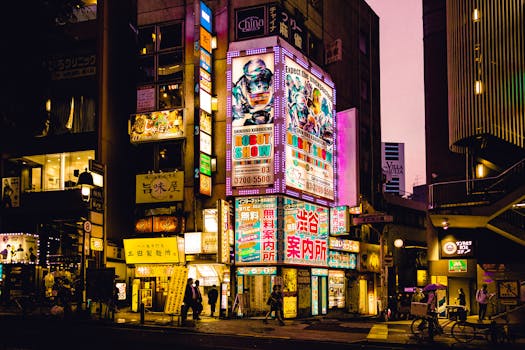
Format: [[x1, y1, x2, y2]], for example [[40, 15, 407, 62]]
[[359, 31, 368, 55], [159, 23, 183, 50], [158, 142, 183, 171], [138, 56, 155, 84], [138, 26, 156, 55], [158, 51, 183, 82], [159, 83, 183, 110], [14, 150, 95, 192], [137, 22, 184, 111]]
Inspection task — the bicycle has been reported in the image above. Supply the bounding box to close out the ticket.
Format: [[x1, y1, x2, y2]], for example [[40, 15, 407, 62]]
[[410, 313, 483, 343]]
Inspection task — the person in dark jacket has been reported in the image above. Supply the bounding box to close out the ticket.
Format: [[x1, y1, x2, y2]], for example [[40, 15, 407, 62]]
[[207, 285, 219, 317], [181, 278, 194, 321]]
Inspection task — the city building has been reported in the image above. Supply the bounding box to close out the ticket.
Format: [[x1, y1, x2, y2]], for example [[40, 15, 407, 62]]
[[0, 1, 136, 307], [1, 0, 383, 318], [423, 0, 525, 316], [382, 142, 406, 196]]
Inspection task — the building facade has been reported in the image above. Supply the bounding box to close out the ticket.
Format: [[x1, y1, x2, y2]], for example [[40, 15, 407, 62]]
[[424, 0, 525, 316]]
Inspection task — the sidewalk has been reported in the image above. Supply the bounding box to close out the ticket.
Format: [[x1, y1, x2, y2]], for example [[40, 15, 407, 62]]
[[105, 307, 525, 349]]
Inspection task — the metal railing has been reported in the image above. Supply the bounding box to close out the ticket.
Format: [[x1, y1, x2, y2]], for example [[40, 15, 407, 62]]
[[429, 158, 525, 209]]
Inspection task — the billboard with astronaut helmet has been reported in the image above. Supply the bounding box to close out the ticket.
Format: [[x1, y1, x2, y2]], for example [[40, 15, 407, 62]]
[[230, 52, 275, 187]]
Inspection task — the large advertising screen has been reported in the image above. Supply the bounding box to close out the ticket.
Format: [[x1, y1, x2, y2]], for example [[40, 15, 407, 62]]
[[231, 53, 275, 188], [284, 56, 334, 200], [235, 196, 278, 264], [283, 197, 328, 266]]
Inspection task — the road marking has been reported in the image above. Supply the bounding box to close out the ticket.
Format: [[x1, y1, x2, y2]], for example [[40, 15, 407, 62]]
[[366, 324, 388, 340]]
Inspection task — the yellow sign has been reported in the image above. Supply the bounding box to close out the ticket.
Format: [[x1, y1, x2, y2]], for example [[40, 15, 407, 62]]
[[124, 237, 179, 264], [136, 171, 184, 204], [90, 238, 104, 251], [164, 265, 188, 315]]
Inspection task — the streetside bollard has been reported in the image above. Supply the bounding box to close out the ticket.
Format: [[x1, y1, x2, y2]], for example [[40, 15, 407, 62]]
[[140, 302, 145, 324]]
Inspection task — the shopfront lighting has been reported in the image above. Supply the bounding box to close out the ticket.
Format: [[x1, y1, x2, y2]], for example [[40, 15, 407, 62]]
[[77, 168, 94, 202]]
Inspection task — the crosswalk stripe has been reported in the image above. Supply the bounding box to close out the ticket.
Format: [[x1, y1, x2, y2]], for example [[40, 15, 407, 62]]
[[366, 324, 389, 339]]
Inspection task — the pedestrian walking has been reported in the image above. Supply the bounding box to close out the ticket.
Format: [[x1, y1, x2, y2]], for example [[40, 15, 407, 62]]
[[207, 285, 219, 317], [476, 283, 491, 322], [194, 280, 203, 320], [182, 278, 194, 322], [263, 285, 285, 326]]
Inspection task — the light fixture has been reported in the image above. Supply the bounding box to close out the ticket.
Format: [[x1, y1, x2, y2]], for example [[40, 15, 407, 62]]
[[211, 156, 217, 172], [472, 9, 481, 22], [394, 239, 404, 248], [211, 96, 218, 112], [475, 80, 484, 95], [442, 218, 449, 230], [77, 168, 94, 202], [211, 36, 217, 50]]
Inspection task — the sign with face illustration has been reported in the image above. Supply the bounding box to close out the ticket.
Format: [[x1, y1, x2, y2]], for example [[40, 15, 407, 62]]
[[284, 57, 334, 200]]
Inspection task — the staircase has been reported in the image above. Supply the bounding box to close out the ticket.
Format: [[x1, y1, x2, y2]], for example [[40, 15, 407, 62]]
[[428, 159, 525, 246]]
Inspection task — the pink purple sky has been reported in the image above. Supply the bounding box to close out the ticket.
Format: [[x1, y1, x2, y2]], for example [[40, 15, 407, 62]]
[[365, 0, 426, 194]]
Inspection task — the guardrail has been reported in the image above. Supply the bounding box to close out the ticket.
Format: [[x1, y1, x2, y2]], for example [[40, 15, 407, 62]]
[[429, 158, 525, 209]]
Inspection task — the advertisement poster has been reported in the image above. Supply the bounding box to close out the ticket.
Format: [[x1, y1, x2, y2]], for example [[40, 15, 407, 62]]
[[136, 171, 184, 204], [283, 198, 328, 266], [2, 177, 20, 208], [0, 233, 38, 264], [235, 197, 277, 264], [130, 109, 184, 143], [284, 57, 334, 200], [231, 53, 275, 188], [164, 265, 188, 315]]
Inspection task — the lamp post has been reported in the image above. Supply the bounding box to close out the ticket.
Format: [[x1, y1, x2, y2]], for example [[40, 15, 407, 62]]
[[77, 168, 94, 202], [76, 168, 94, 311]]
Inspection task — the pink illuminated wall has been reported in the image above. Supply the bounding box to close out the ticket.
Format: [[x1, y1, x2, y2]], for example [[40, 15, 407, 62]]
[[336, 108, 359, 207]]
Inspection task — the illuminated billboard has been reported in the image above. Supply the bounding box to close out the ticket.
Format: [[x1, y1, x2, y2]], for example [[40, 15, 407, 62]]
[[283, 197, 328, 266], [235, 196, 277, 264], [129, 109, 184, 143], [0, 233, 39, 264], [284, 56, 334, 200], [226, 42, 335, 205], [230, 52, 275, 187]]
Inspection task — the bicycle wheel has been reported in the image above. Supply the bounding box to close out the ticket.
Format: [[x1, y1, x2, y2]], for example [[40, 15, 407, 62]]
[[452, 322, 476, 343], [411, 317, 428, 340]]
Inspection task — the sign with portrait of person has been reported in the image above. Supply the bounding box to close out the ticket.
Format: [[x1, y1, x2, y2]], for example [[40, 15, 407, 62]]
[[2, 177, 20, 208]]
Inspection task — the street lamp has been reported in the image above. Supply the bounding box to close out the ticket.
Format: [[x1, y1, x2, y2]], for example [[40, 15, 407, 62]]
[[394, 239, 404, 248], [77, 168, 94, 202]]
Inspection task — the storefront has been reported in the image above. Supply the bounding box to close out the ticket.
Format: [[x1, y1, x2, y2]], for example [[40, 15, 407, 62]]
[[358, 242, 381, 315], [123, 236, 184, 312], [327, 235, 359, 311], [234, 196, 330, 318]]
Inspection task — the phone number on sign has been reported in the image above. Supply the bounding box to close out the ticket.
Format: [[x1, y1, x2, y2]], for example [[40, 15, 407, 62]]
[[233, 174, 273, 186]]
